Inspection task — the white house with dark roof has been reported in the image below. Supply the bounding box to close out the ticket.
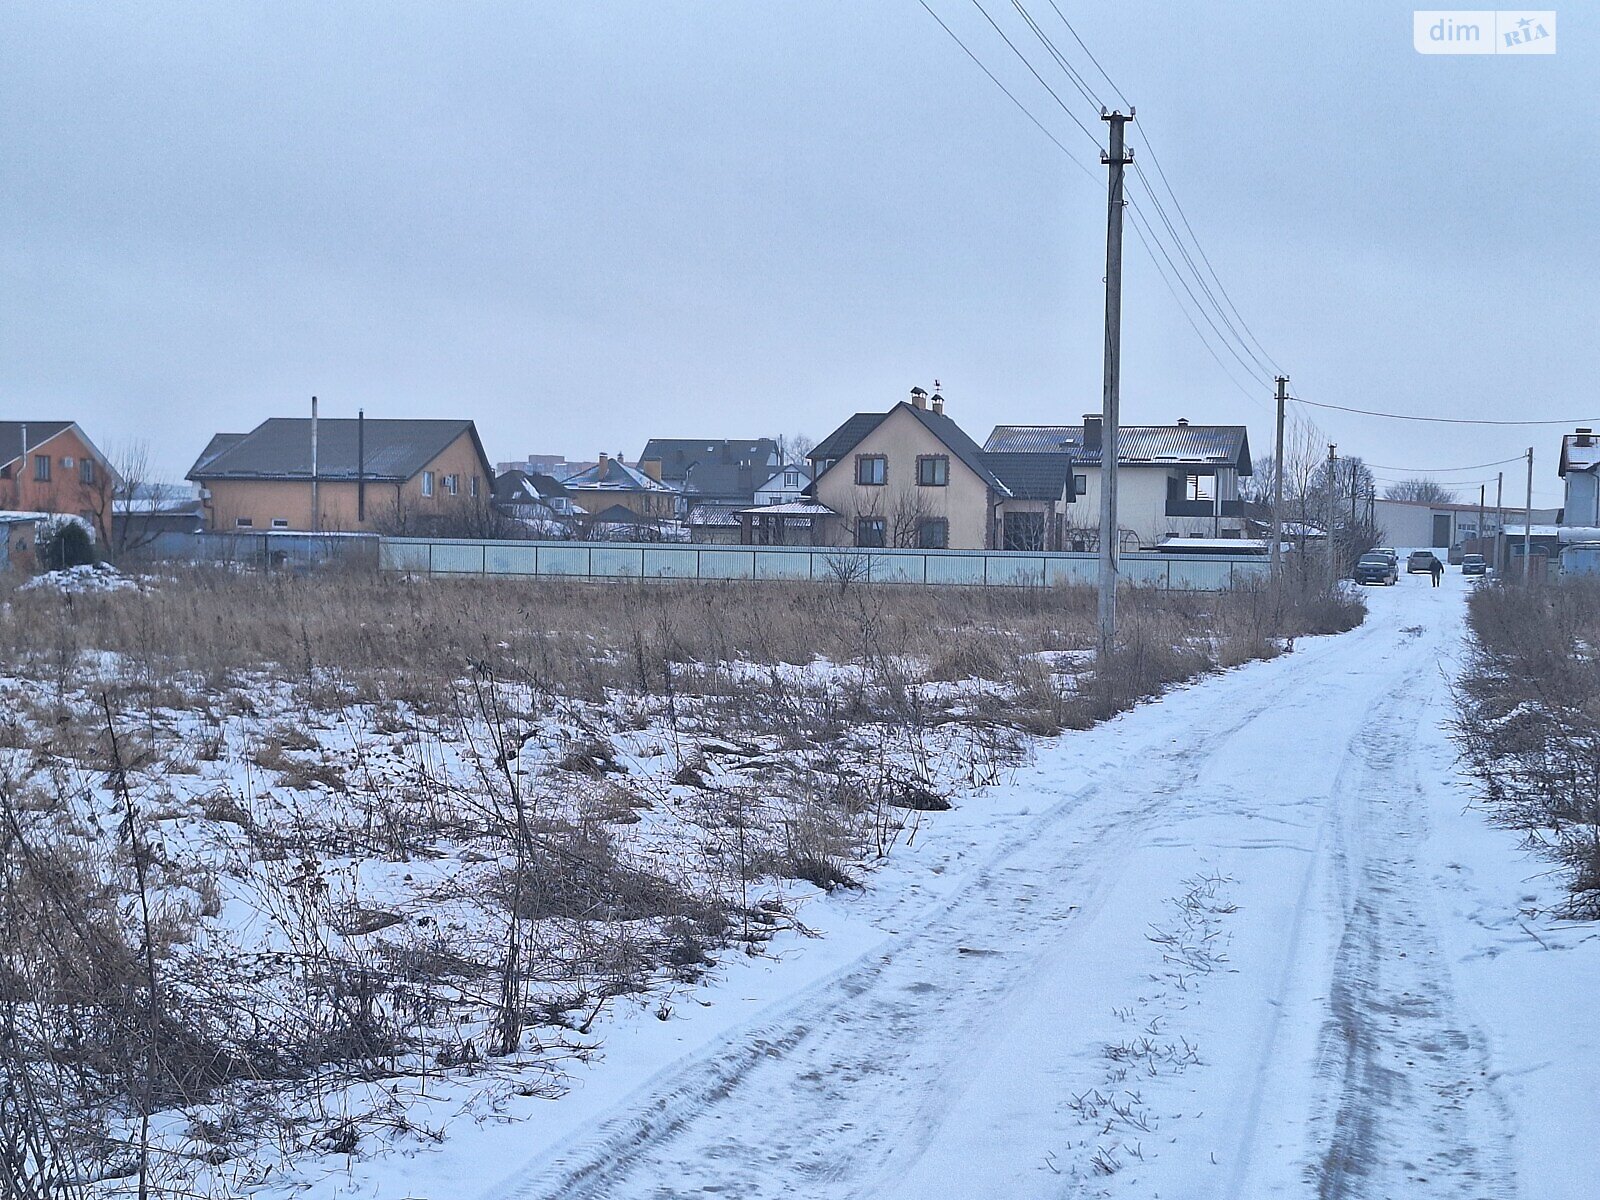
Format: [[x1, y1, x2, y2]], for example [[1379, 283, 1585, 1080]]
[[984, 415, 1253, 547], [1559, 427, 1600, 527]]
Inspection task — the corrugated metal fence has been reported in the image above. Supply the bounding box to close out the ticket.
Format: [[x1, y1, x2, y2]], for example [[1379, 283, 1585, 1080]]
[[379, 538, 1269, 590]]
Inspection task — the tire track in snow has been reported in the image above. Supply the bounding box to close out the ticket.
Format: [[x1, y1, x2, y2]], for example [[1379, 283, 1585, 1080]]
[[476, 623, 1390, 1200], [1311, 620, 1516, 1200]]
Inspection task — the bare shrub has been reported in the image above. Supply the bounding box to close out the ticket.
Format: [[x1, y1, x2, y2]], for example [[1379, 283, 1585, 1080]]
[[1456, 581, 1600, 915]]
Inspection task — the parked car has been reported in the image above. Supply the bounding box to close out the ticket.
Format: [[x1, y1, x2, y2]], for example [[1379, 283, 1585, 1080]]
[[1407, 550, 1439, 574], [1460, 553, 1487, 577], [1354, 552, 1399, 585]]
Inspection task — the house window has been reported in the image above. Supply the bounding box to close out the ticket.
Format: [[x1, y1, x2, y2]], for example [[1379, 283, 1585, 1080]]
[[856, 517, 886, 547], [917, 517, 949, 549], [80, 458, 96, 485], [856, 455, 887, 486], [422, 471, 435, 497], [1074, 473, 1087, 497], [470, 475, 480, 499], [33, 455, 50, 482], [272, 518, 289, 529], [816, 458, 836, 476], [784, 471, 799, 488], [236, 517, 254, 528], [1185, 474, 1216, 502], [917, 456, 949, 487], [444, 474, 459, 496]]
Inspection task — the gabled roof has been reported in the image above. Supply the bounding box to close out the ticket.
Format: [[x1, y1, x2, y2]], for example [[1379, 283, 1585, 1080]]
[[981, 452, 1076, 501], [493, 469, 572, 505], [757, 462, 813, 490], [809, 403, 1009, 494], [1558, 432, 1600, 476], [563, 457, 674, 493], [640, 438, 778, 478], [0, 421, 75, 468], [191, 432, 246, 475], [187, 418, 486, 483], [984, 423, 1252, 474]]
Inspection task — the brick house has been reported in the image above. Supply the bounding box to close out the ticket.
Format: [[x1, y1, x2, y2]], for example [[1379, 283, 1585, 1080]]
[[188, 417, 493, 533], [0, 421, 120, 544]]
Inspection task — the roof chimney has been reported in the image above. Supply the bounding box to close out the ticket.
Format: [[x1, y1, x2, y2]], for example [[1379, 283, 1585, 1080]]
[[930, 392, 945, 416], [1083, 413, 1103, 454], [597, 451, 610, 474], [910, 386, 927, 410], [1177, 417, 1189, 427], [1578, 427, 1594, 447]]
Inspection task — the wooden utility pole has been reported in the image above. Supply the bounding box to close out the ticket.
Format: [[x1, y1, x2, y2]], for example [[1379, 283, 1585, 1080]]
[[1097, 107, 1134, 655], [1523, 446, 1534, 582], [1325, 443, 1338, 590], [1271, 376, 1288, 577], [1477, 483, 1485, 555]]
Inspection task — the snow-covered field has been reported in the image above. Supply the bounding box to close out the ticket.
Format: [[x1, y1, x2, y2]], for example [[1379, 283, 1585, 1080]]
[[310, 571, 1596, 1199]]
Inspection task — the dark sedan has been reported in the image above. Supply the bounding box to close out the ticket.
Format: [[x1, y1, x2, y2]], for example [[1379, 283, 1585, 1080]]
[[1354, 553, 1399, 585]]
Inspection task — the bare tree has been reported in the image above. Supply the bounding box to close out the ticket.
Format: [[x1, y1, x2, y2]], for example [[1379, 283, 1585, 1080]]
[[774, 433, 814, 465], [1385, 477, 1458, 504]]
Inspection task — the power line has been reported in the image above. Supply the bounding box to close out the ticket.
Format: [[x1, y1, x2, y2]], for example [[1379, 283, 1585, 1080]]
[[1124, 207, 1270, 410], [966, 0, 1105, 149], [1363, 454, 1528, 473], [1291, 395, 1596, 426], [915, 0, 1098, 181], [1008, 0, 1103, 111], [1044, 0, 1130, 110], [1129, 165, 1278, 381]]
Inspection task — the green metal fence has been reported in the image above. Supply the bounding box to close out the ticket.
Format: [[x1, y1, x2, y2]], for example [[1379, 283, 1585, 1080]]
[[379, 538, 1269, 590]]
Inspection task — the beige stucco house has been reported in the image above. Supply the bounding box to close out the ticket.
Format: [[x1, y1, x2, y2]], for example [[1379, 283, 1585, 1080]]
[[188, 417, 493, 533], [803, 389, 1077, 550]]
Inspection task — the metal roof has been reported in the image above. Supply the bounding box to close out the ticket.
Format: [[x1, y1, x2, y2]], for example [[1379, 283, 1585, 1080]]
[[188, 418, 484, 482], [984, 424, 1252, 473], [808, 403, 1010, 495], [0, 421, 76, 468], [980, 452, 1076, 501], [563, 457, 674, 492]]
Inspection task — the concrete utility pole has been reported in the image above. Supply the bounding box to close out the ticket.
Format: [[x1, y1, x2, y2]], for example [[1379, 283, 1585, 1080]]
[[1478, 483, 1485, 554], [1097, 107, 1134, 656], [1325, 443, 1338, 590], [1271, 376, 1288, 577], [1523, 446, 1534, 582], [1495, 472, 1504, 571], [310, 395, 320, 533]]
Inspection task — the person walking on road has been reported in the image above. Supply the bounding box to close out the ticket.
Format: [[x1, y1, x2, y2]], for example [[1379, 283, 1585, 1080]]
[[1430, 555, 1444, 587]]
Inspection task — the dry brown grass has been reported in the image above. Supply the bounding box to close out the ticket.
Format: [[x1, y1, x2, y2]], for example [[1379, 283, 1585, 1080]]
[[0, 567, 1361, 726]]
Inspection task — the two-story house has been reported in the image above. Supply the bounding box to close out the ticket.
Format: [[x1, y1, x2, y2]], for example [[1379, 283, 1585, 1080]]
[[638, 438, 780, 508], [1559, 427, 1600, 527], [188, 416, 493, 533], [0, 421, 120, 544], [805, 389, 1076, 550], [984, 416, 1253, 548], [562, 453, 679, 525]]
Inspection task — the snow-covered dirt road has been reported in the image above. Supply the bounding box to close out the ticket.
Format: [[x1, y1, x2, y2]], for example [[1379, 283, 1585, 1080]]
[[405, 571, 1592, 1200]]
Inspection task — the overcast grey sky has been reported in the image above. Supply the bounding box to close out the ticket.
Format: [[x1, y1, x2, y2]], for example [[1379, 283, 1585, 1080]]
[[3, 2, 1595, 502]]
